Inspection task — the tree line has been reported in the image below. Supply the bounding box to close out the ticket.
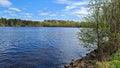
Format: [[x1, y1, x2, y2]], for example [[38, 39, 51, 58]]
[[0, 18, 95, 27]]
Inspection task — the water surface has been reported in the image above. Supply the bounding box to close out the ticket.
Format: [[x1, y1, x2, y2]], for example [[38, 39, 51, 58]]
[[0, 27, 87, 68]]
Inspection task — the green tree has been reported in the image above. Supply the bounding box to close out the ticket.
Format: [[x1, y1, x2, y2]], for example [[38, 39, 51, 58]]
[[78, 0, 120, 61]]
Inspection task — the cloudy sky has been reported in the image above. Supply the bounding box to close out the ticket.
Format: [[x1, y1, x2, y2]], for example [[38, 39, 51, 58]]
[[0, 0, 88, 21]]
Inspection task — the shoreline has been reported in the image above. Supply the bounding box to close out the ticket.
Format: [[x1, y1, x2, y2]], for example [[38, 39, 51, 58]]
[[64, 49, 98, 68]]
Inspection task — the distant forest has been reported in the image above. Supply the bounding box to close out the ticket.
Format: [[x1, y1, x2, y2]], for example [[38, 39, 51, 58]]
[[0, 18, 95, 27]]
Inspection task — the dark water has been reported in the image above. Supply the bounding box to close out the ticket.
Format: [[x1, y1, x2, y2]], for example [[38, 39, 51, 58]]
[[0, 27, 87, 68]]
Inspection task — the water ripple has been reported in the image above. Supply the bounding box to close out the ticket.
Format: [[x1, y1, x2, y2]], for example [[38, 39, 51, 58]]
[[0, 27, 87, 68]]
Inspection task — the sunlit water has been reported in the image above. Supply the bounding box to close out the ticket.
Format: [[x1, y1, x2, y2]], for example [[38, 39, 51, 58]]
[[0, 27, 87, 68]]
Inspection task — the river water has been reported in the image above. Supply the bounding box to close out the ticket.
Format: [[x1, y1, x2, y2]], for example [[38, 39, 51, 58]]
[[0, 27, 87, 68]]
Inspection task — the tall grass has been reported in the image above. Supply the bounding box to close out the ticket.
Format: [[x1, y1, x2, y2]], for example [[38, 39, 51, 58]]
[[95, 50, 120, 68]]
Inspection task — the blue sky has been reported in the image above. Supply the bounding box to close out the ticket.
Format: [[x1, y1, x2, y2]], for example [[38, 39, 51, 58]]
[[0, 0, 88, 21]]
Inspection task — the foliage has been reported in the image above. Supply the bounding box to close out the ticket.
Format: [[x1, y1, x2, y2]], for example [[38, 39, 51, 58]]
[[110, 50, 120, 61], [95, 60, 120, 68], [95, 50, 120, 68], [0, 18, 82, 27], [110, 60, 120, 68], [78, 28, 97, 50], [95, 62, 109, 68], [78, 0, 120, 62]]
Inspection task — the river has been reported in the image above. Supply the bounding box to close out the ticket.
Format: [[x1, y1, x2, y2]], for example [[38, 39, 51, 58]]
[[0, 27, 87, 68]]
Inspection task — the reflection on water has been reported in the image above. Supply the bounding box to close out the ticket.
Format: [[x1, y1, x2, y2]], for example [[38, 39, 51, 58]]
[[0, 27, 87, 68]]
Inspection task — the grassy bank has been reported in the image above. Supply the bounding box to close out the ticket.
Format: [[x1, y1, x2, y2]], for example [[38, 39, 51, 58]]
[[95, 50, 120, 68]]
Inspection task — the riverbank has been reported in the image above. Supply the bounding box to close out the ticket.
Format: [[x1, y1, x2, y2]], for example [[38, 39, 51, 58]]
[[64, 49, 98, 68], [65, 50, 120, 68]]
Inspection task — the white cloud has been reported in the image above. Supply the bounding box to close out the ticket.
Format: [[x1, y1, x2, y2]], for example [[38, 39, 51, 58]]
[[56, 0, 70, 4], [10, 13, 16, 16], [56, 0, 87, 6], [38, 10, 57, 17], [64, 1, 88, 11], [39, 12, 49, 16], [49, 14, 57, 16], [74, 7, 89, 15], [23, 13, 32, 18], [24, 13, 32, 16], [60, 6, 89, 18], [3, 10, 13, 13], [56, 0, 89, 18], [0, 0, 22, 13], [65, 5, 76, 10], [9, 7, 21, 12], [0, 0, 12, 7]]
